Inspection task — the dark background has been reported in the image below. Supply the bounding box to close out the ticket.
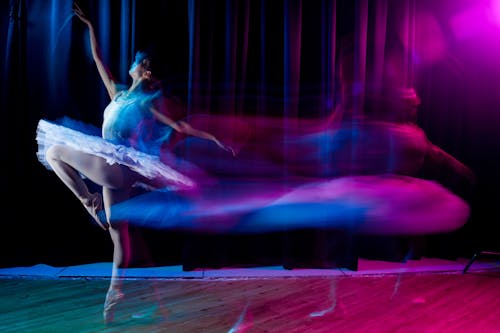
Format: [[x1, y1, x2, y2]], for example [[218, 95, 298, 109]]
[[0, 0, 498, 268]]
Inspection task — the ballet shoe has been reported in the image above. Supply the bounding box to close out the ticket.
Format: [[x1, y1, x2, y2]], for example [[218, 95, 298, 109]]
[[83, 193, 109, 230], [103, 288, 125, 325], [103, 289, 169, 325]]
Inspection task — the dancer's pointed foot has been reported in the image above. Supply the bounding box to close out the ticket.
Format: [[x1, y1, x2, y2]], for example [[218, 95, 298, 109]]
[[103, 288, 125, 324], [83, 192, 108, 230], [103, 289, 169, 324]]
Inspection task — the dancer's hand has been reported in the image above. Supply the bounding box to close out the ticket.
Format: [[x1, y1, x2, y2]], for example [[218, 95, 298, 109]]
[[73, 2, 91, 26], [214, 139, 237, 157]]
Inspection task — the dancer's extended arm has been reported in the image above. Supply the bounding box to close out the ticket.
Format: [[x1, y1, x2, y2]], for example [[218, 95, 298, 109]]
[[149, 99, 236, 156], [73, 3, 118, 99]]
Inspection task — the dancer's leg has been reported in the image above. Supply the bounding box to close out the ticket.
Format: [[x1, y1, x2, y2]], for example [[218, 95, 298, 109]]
[[104, 186, 162, 323], [45, 144, 139, 229], [45, 144, 160, 322], [104, 186, 134, 268], [45, 144, 137, 193], [105, 220, 130, 324]]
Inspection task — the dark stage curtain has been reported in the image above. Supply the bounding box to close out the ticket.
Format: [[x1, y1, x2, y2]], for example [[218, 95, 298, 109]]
[[1, 0, 499, 267]]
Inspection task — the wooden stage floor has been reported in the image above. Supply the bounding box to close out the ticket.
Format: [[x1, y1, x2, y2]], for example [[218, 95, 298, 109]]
[[0, 257, 498, 332]]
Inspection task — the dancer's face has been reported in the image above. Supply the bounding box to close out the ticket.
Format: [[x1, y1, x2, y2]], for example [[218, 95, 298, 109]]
[[129, 60, 150, 81], [128, 60, 141, 77]]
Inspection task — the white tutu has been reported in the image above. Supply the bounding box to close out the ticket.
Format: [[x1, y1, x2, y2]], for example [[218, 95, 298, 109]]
[[35, 118, 196, 190]]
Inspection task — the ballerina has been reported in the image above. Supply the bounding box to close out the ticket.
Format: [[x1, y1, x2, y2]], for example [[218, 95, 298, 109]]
[[36, 2, 234, 323]]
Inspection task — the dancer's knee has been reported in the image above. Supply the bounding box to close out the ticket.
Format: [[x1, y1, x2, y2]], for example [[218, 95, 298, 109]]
[[45, 144, 65, 165]]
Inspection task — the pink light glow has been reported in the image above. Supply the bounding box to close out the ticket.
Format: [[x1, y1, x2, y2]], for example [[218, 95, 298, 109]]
[[450, 0, 500, 40], [492, 0, 500, 25], [450, 6, 490, 40], [413, 12, 447, 65]]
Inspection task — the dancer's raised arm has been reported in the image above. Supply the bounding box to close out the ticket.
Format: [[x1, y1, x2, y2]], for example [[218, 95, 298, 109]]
[[73, 3, 118, 99]]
